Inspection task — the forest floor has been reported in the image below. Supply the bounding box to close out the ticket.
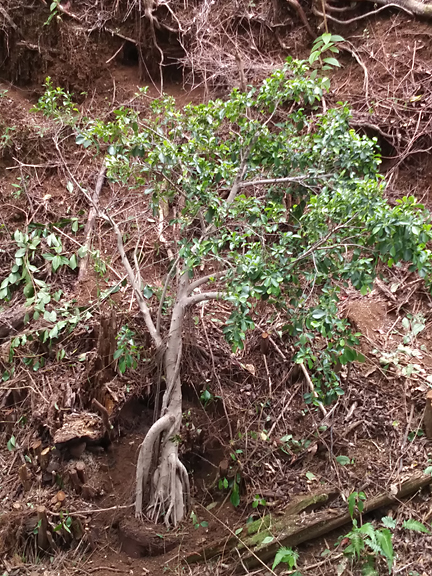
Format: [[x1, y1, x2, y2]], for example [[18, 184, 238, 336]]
[[2, 2, 432, 575]]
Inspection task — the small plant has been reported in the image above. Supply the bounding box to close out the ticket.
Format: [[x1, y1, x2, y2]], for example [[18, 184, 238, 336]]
[[252, 494, 267, 509], [279, 434, 311, 454], [309, 33, 344, 78], [114, 325, 140, 374], [347, 490, 366, 520], [0, 125, 16, 153], [7, 435, 16, 451], [53, 511, 72, 535], [11, 175, 29, 198], [31, 77, 78, 123], [190, 510, 208, 530], [218, 473, 241, 508], [401, 312, 426, 344], [272, 546, 300, 572], [200, 388, 214, 408], [341, 520, 394, 574]]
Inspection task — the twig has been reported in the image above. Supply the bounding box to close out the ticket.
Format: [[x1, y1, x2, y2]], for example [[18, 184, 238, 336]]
[[299, 362, 327, 417], [263, 354, 272, 397], [268, 383, 301, 437], [106, 42, 125, 64], [313, 2, 413, 25], [284, 0, 315, 38], [201, 309, 233, 441], [78, 162, 106, 282]]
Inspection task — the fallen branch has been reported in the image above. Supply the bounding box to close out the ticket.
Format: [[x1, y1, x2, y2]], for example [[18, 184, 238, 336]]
[[186, 472, 432, 569]]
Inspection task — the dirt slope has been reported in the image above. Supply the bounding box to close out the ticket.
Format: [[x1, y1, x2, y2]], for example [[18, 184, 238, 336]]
[[2, 2, 432, 575]]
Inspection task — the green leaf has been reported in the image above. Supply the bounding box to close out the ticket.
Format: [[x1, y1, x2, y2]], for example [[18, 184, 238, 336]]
[[375, 528, 394, 572], [402, 519, 430, 534], [23, 283, 34, 298], [230, 482, 240, 507], [336, 455, 351, 466], [311, 309, 326, 319], [69, 254, 78, 270], [381, 516, 397, 529], [66, 181, 74, 193], [272, 546, 298, 570], [52, 255, 63, 271], [7, 435, 16, 451], [44, 310, 57, 323], [205, 206, 216, 224], [262, 536, 274, 545], [322, 33, 332, 45], [143, 285, 154, 299], [323, 57, 341, 67]]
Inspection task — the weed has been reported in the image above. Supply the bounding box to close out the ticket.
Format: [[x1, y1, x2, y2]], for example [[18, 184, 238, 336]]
[[114, 325, 140, 374]]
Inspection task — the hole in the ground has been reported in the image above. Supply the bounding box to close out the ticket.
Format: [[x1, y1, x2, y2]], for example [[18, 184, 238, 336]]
[[122, 41, 139, 66], [163, 62, 184, 84]]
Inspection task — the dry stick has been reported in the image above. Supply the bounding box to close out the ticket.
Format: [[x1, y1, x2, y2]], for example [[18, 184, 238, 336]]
[[201, 309, 233, 441], [398, 402, 415, 473], [313, 1, 413, 25], [0, 4, 20, 33], [341, 43, 370, 108], [320, 0, 329, 32], [263, 354, 273, 397], [299, 362, 327, 417], [106, 41, 125, 64], [268, 383, 302, 437], [284, 0, 315, 38], [78, 163, 106, 282]]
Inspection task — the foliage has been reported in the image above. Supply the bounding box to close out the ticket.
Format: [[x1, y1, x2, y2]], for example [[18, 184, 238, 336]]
[[347, 490, 366, 520], [199, 388, 215, 408], [341, 497, 431, 574], [272, 546, 300, 572], [252, 494, 267, 508], [114, 325, 141, 374], [190, 510, 208, 529], [0, 225, 97, 379], [31, 77, 78, 123], [342, 520, 394, 574], [309, 33, 345, 76], [33, 38, 432, 406]]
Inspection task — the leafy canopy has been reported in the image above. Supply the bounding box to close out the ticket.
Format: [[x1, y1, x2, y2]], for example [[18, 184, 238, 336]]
[[33, 52, 432, 404]]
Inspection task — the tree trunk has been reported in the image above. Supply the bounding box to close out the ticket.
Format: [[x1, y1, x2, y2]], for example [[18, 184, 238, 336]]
[[135, 273, 190, 526]]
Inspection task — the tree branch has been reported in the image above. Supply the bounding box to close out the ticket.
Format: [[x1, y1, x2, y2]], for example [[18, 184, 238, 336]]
[[235, 174, 329, 189], [156, 257, 180, 335], [108, 216, 162, 348], [185, 291, 222, 307], [187, 270, 227, 295]]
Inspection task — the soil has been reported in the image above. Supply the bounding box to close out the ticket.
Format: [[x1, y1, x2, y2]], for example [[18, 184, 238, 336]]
[[3, 2, 432, 576]]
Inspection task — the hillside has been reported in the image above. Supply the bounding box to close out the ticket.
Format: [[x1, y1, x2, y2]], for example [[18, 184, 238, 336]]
[[2, 2, 432, 576]]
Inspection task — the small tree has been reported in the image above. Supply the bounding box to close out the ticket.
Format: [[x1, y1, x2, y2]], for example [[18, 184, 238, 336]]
[[70, 57, 432, 526]]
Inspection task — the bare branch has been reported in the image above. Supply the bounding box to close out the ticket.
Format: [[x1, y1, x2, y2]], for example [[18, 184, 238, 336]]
[[78, 162, 106, 282], [187, 270, 227, 295], [235, 174, 329, 189], [109, 217, 162, 348], [185, 291, 222, 307]]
